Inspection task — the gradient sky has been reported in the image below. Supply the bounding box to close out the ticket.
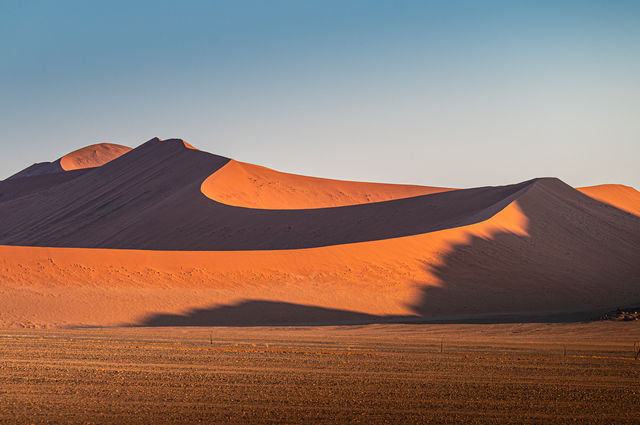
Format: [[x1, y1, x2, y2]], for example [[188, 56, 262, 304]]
[[1, 0, 639, 188]]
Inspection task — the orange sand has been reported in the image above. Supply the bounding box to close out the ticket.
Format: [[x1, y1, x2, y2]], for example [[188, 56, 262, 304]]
[[578, 184, 640, 217], [2, 138, 639, 328], [201, 160, 452, 209], [59, 143, 131, 171], [0, 201, 527, 328]]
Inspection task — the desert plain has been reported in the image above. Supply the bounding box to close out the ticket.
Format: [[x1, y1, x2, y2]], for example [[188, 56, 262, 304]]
[[1, 323, 639, 424]]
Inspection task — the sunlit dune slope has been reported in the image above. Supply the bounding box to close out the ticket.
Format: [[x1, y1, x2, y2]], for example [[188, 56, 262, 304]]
[[7, 142, 131, 180], [59, 143, 132, 171], [578, 184, 640, 217], [1, 178, 639, 328], [201, 159, 453, 209], [0, 202, 524, 328]]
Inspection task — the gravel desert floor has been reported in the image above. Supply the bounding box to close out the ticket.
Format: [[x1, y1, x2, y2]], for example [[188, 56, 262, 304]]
[[1, 322, 639, 424]]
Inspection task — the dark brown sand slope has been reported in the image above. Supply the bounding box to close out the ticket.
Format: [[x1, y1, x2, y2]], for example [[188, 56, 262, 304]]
[[0, 137, 533, 249], [1, 324, 639, 424], [1, 137, 638, 253], [412, 178, 640, 320]]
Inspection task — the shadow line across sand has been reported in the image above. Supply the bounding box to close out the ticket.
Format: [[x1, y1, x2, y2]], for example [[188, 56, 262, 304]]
[[409, 178, 640, 323], [134, 299, 629, 327], [134, 179, 640, 327]]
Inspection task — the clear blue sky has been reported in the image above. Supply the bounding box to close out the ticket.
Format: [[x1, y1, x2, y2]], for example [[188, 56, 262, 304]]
[[1, 0, 638, 188]]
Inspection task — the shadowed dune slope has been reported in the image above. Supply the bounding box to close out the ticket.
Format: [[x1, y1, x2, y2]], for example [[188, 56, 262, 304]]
[[7, 143, 131, 180], [201, 159, 453, 209], [578, 184, 640, 217], [411, 178, 640, 320], [0, 169, 92, 203], [7, 161, 64, 180], [0, 177, 638, 327], [0, 137, 533, 250]]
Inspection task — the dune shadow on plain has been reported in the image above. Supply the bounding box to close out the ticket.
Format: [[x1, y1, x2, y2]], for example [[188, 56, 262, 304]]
[[134, 295, 608, 327], [137, 300, 412, 327]]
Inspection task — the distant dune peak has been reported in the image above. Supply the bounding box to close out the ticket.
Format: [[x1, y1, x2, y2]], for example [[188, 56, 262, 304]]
[[59, 143, 132, 171], [7, 141, 131, 180]]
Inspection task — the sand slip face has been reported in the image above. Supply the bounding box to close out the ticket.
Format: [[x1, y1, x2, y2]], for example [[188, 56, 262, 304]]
[[201, 159, 453, 209], [578, 184, 640, 217]]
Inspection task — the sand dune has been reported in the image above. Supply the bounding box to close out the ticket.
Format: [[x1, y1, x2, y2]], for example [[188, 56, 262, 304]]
[[0, 138, 638, 328], [0, 138, 531, 250], [7, 142, 130, 179], [202, 159, 452, 209], [0, 200, 528, 328], [59, 143, 131, 171], [578, 184, 640, 217]]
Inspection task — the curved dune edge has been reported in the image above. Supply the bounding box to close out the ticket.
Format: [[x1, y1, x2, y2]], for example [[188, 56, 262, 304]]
[[59, 143, 132, 171], [577, 184, 640, 217], [201, 159, 453, 209], [0, 201, 528, 328]]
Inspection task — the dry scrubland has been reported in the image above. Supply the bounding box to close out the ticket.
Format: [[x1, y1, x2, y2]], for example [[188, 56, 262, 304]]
[[1, 323, 639, 424]]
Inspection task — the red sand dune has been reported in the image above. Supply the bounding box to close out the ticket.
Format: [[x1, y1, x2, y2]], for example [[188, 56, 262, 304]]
[[59, 143, 132, 171], [0, 138, 638, 328], [0, 138, 532, 250], [578, 184, 640, 217], [7, 142, 131, 179], [201, 159, 452, 209]]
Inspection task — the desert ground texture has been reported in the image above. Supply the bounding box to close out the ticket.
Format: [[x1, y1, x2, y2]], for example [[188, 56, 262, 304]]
[[1, 323, 639, 425]]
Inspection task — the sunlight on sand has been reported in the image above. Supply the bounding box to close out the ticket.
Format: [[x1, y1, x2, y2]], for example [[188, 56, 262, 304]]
[[0, 201, 528, 328], [201, 159, 453, 209]]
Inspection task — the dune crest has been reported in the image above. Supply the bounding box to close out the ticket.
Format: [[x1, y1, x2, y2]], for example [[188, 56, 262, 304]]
[[152, 137, 198, 150], [201, 159, 453, 209], [578, 184, 640, 217]]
